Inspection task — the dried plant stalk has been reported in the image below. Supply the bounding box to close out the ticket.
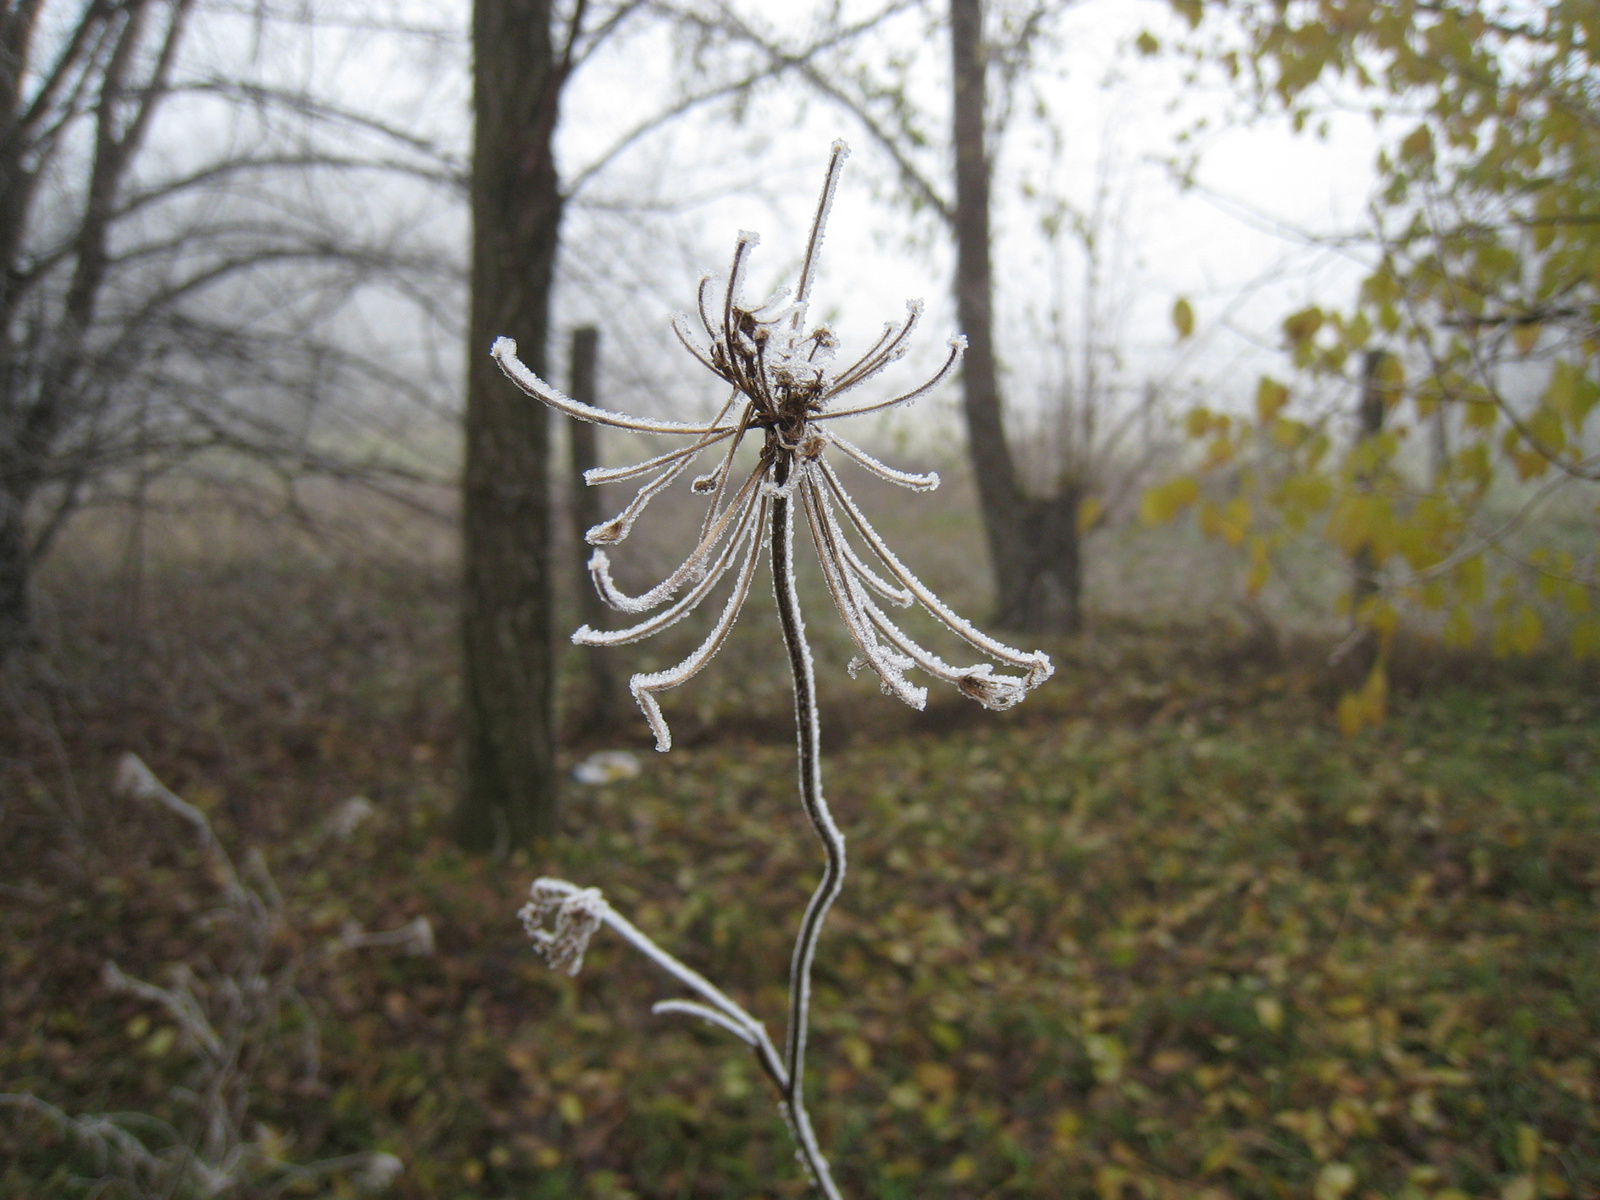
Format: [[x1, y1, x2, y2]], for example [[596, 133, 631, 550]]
[[509, 142, 1052, 1196]]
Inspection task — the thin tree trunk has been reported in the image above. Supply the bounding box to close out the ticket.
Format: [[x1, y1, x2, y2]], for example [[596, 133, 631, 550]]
[[1351, 348, 1387, 617], [949, 0, 1081, 633], [0, 481, 30, 665], [567, 324, 617, 735], [456, 0, 564, 850]]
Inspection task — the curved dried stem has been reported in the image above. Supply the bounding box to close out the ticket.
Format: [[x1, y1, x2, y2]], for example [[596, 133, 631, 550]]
[[822, 430, 940, 492], [770, 463, 847, 1200], [589, 460, 765, 615], [492, 338, 724, 434], [627, 495, 770, 751], [817, 335, 966, 421]]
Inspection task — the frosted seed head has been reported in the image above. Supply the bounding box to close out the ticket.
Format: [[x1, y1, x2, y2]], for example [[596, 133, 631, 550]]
[[956, 668, 1029, 711], [520, 880, 607, 975], [586, 516, 629, 545]]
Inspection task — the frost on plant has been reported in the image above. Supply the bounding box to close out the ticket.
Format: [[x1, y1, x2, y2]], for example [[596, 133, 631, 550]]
[[503, 141, 1052, 1198], [520, 879, 606, 975], [492, 139, 1051, 753]]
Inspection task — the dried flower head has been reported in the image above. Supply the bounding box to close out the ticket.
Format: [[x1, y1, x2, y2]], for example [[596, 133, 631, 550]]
[[520, 879, 608, 976], [492, 140, 1052, 750]]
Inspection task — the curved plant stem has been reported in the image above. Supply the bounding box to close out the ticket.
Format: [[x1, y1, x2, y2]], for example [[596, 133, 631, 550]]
[[770, 466, 847, 1200], [764, 467, 844, 1200]]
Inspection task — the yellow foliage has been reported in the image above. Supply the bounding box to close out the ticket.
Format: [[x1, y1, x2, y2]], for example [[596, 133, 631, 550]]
[[1140, 476, 1200, 525], [1510, 606, 1542, 656], [1463, 398, 1498, 430], [1315, 1162, 1357, 1200], [1172, 296, 1195, 340], [1245, 535, 1271, 597], [1337, 664, 1387, 738], [1282, 306, 1323, 345], [1254, 995, 1284, 1031], [1573, 619, 1600, 659], [1256, 376, 1289, 423], [1375, 352, 1405, 400]]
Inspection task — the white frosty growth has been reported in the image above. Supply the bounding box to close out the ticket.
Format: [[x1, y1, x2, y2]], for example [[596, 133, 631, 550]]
[[519, 880, 608, 976], [486, 142, 1051, 751]]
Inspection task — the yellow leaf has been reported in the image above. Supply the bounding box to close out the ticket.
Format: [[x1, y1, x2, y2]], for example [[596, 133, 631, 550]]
[[1337, 691, 1364, 738], [1376, 352, 1406, 399], [1339, 663, 1389, 738], [1140, 476, 1200, 526], [1283, 306, 1324, 345], [1077, 495, 1104, 534], [1501, 1175, 1536, 1200], [1135, 30, 1160, 56], [1315, 1162, 1357, 1200], [1517, 1123, 1541, 1169], [1172, 296, 1195, 340], [1084, 1032, 1125, 1083], [841, 1036, 872, 1069], [1513, 322, 1541, 355], [1201, 1138, 1236, 1174], [1095, 1166, 1131, 1200], [1400, 124, 1434, 162], [557, 1093, 583, 1125], [1254, 995, 1284, 1031], [1367, 600, 1399, 643], [1218, 496, 1251, 547], [1051, 1109, 1082, 1151], [1256, 377, 1290, 424], [1464, 398, 1498, 429]]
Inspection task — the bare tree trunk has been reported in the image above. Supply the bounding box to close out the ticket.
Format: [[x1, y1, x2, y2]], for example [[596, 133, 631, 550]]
[[566, 324, 617, 736], [0, 482, 29, 664], [456, 0, 564, 850], [1351, 348, 1387, 617], [949, 0, 1080, 633]]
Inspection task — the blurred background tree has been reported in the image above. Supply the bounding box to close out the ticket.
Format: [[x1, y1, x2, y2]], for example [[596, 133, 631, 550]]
[[0, 0, 464, 666], [703, 0, 1106, 633]]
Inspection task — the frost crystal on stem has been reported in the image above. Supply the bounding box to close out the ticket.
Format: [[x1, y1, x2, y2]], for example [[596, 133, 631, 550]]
[[505, 141, 1052, 1198]]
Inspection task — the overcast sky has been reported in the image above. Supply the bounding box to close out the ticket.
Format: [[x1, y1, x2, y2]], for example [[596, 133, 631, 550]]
[[160, 0, 1391, 453]]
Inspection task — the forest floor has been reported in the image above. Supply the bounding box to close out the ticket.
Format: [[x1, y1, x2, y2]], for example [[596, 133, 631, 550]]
[[2, 495, 1597, 1200]]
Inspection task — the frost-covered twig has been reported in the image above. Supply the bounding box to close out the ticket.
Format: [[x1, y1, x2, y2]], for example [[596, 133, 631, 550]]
[[508, 143, 1052, 1196], [4, 756, 407, 1198]]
